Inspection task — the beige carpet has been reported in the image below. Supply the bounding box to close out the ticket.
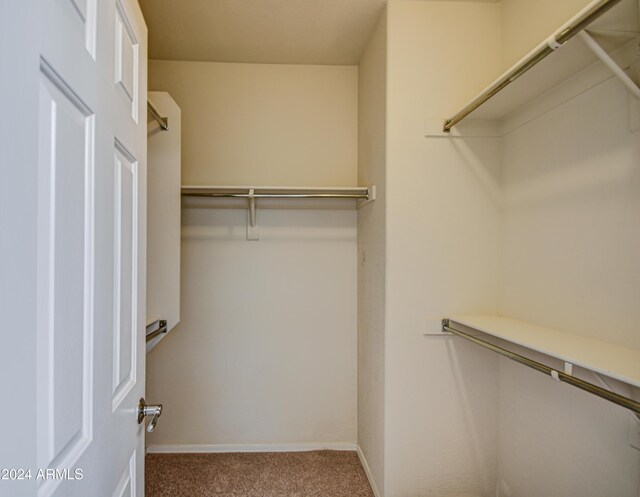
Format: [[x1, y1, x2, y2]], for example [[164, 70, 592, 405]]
[[145, 450, 375, 497]]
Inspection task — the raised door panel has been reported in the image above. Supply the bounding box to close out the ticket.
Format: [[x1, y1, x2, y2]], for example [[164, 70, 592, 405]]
[[36, 62, 94, 492], [60, 0, 98, 58], [115, 0, 139, 122], [112, 142, 139, 409], [112, 451, 137, 497]]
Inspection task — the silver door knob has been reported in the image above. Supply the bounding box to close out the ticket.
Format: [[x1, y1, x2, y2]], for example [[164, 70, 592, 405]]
[[137, 397, 163, 433]]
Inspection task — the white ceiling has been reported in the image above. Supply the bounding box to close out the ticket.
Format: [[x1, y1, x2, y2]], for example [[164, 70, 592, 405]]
[[139, 0, 496, 66]]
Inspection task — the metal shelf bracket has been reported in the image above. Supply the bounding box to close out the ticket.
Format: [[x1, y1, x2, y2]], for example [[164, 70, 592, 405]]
[[247, 188, 259, 241], [578, 31, 640, 100]]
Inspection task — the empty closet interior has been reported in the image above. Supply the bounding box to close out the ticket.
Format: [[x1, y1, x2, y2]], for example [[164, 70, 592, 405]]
[[142, 0, 640, 495]]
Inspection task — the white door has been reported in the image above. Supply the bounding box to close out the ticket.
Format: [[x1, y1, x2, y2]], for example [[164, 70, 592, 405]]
[[1, 0, 148, 496]]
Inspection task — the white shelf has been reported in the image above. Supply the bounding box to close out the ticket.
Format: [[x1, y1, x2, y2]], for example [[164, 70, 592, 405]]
[[181, 185, 374, 211], [181, 185, 375, 240], [182, 185, 370, 196], [434, 0, 640, 135], [449, 314, 640, 388], [471, 35, 637, 122]]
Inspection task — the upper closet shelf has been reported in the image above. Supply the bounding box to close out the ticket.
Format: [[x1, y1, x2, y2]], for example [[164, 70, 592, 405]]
[[443, 315, 640, 414], [182, 185, 374, 207], [182, 185, 372, 200], [437, 0, 640, 135]]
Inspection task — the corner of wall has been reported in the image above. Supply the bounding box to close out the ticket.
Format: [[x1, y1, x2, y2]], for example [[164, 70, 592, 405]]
[[357, 6, 388, 496]]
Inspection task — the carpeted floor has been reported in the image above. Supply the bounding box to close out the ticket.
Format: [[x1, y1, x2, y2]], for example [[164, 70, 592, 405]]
[[145, 450, 375, 497]]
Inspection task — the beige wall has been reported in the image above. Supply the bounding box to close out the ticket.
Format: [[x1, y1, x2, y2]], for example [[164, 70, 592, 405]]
[[149, 60, 357, 186], [384, 2, 503, 495], [146, 61, 359, 449], [500, 0, 592, 69], [357, 11, 387, 496]]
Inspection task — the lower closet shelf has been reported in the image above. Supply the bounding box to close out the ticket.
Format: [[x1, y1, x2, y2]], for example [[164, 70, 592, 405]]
[[444, 314, 640, 389]]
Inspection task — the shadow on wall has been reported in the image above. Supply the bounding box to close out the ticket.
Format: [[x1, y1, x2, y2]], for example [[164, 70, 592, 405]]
[[444, 336, 499, 494]]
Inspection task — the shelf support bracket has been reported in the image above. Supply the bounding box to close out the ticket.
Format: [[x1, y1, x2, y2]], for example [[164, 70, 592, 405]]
[[248, 189, 256, 227], [247, 188, 259, 241], [578, 31, 640, 100]]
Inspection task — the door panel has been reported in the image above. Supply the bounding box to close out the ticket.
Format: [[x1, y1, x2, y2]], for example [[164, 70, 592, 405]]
[[64, 0, 97, 58], [113, 451, 137, 497], [112, 142, 139, 410], [115, 0, 140, 122], [69, 0, 88, 23], [36, 61, 95, 481]]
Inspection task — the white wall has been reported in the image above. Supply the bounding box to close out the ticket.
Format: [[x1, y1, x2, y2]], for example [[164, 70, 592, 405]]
[[358, 10, 387, 496], [384, 2, 503, 495], [146, 61, 359, 448], [497, 68, 640, 497], [377, 2, 640, 495], [147, 208, 358, 447], [148, 60, 358, 186], [146, 92, 181, 339]]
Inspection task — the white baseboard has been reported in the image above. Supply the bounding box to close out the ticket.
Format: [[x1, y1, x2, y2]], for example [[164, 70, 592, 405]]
[[146, 442, 358, 454], [357, 445, 382, 497]]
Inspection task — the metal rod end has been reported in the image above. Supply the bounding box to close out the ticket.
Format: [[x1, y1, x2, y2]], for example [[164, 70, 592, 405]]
[[442, 121, 453, 133]]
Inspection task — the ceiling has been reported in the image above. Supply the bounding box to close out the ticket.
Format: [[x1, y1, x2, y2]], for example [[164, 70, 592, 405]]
[[139, 0, 386, 65], [139, 0, 496, 66]]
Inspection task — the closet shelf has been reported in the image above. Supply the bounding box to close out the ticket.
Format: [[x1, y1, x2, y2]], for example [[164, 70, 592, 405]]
[[440, 0, 640, 134], [182, 185, 375, 240], [181, 185, 374, 210], [181, 185, 372, 201], [446, 315, 640, 387], [442, 315, 640, 414]]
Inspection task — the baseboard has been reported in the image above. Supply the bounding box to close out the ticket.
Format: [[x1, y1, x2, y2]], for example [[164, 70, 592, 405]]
[[357, 445, 382, 497], [146, 442, 358, 454]]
